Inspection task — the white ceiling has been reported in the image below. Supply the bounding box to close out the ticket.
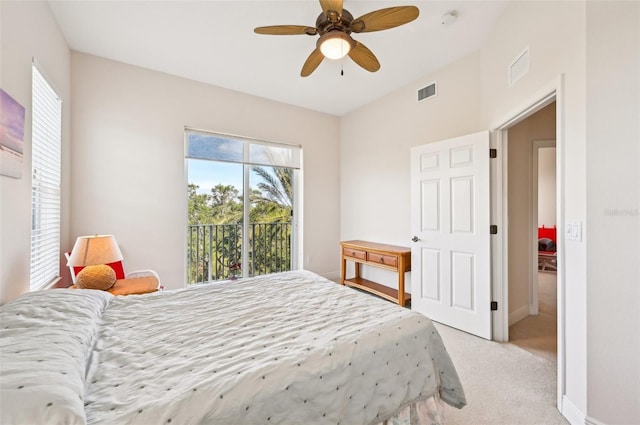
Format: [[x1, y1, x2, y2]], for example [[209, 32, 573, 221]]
[[48, 0, 508, 116]]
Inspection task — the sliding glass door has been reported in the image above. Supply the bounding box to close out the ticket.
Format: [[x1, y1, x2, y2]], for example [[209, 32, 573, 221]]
[[185, 129, 301, 284]]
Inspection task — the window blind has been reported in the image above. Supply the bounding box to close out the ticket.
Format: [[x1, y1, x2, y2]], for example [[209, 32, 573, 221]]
[[185, 128, 301, 169], [30, 64, 62, 290]]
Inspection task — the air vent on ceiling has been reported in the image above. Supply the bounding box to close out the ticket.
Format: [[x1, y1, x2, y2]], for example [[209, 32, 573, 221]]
[[509, 47, 530, 87], [418, 82, 437, 102]]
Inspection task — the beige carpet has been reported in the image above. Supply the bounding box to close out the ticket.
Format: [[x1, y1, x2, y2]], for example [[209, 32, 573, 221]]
[[435, 273, 564, 424], [509, 272, 557, 362], [436, 322, 568, 425]]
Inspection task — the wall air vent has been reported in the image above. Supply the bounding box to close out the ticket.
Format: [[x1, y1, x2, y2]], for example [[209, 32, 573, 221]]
[[509, 47, 530, 87], [418, 82, 437, 102]]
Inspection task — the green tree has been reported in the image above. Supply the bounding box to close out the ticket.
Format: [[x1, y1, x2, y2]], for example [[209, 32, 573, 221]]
[[187, 166, 294, 283], [187, 183, 214, 224], [187, 183, 242, 283], [209, 184, 243, 224], [187, 183, 244, 225]]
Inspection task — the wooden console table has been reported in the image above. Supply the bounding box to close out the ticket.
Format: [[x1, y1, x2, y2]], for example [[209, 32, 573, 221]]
[[340, 240, 411, 306]]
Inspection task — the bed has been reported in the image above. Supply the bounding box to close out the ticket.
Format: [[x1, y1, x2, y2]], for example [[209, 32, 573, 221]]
[[0, 270, 466, 424]]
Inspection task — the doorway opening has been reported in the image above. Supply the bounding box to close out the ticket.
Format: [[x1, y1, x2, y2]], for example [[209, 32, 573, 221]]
[[491, 81, 565, 411], [505, 102, 557, 362]]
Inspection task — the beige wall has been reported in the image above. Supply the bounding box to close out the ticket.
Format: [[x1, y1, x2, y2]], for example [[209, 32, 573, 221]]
[[585, 1, 640, 422], [0, 1, 71, 304], [507, 103, 556, 322], [70, 53, 341, 289], [538, 147, 557, 227]]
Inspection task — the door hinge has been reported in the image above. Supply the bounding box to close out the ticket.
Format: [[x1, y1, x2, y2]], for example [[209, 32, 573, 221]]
[[490, 225, 498, 234], [489, 148, 497, 158], [491, 301, 498, 311]]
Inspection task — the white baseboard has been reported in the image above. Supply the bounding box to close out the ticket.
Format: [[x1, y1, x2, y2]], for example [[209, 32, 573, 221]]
[[508, 304, 530, 326], [322, 270, 341, 282], [585, 415, 607, 425], [561, 395, 586, 425]]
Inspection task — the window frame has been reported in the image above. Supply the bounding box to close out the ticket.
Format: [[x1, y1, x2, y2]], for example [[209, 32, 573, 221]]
[[184, 128, 303, 282]]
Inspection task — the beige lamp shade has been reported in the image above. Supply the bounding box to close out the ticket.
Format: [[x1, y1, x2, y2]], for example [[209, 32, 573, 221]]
[[67, 235, 123, 267]]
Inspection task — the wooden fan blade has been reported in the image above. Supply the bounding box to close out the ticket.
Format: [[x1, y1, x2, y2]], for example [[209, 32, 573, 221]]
[[351, 6, 419, 33], [348, 41, 381, 72], [301, 48, 325, 77], [254, 25, 317, 36], [319, 0, 342, 15]]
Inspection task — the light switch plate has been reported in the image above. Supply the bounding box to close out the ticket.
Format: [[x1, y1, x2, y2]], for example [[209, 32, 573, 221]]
[[566, 221, 582, 242]]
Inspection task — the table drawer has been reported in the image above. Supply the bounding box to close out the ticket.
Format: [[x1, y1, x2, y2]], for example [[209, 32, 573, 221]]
[[343, 247, 366, 260], [368, 252, 398, 268]]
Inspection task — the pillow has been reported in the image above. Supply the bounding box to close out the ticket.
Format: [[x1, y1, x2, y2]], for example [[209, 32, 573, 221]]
[[0, 289, 112, 425], [72, 259, 125, 280], [76, 264, 116, 290], [108, 276, 159, 295]]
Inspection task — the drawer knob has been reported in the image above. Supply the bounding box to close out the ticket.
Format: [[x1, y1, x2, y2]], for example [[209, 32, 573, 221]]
[[411, 236, 420, 242]]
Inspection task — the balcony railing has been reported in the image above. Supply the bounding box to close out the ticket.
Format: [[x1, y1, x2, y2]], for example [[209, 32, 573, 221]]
[[187, 223, 292, 285]]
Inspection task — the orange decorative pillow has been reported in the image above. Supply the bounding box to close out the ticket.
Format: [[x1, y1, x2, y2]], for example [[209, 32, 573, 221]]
[[107, 276, 159, 295], [75, 265, 117, 290]]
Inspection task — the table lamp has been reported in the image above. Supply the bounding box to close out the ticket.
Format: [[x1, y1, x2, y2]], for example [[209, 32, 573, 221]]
[[67, 235, 123, 289]]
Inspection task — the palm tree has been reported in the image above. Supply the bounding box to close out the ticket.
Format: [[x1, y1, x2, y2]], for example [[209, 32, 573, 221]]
[[251, 166, 292, 222], [252, 166, 291, 206], [250, 166, 293, 274]]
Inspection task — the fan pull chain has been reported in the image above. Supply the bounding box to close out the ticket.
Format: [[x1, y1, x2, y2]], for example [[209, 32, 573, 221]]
[[341, 59, 344, 76]]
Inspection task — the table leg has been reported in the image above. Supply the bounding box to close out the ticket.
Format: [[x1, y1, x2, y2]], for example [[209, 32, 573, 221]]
[[398, 256, 406, 307]]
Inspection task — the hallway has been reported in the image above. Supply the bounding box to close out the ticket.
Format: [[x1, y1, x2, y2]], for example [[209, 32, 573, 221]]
[[509, 272, 557, 362]]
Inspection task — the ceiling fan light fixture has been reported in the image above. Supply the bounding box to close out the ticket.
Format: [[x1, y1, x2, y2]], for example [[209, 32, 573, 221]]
[[318, 31, 354, 60], [255, 2, 420, 76]]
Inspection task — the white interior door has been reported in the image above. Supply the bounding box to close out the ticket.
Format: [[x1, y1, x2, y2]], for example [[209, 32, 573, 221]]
[[410, 131, 491, 339]]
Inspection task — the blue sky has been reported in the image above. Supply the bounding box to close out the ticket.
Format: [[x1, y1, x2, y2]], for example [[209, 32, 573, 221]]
[[188, 159, 242, 194], [188, 159, 270, 195]]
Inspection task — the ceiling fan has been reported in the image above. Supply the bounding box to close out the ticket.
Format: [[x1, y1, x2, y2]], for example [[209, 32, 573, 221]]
[[254, 0, 420, 77]]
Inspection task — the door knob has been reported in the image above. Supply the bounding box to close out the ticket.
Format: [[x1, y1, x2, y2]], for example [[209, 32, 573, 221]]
[[411, 236, 420, 242]]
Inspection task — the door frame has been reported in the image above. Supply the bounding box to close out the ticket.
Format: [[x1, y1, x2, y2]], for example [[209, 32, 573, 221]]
[[531, 139, 556, 315], [490, 75, 566, 409]]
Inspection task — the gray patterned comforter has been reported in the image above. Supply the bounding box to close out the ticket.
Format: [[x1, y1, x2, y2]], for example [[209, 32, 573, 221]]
[[1, 270, 465, 425]]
